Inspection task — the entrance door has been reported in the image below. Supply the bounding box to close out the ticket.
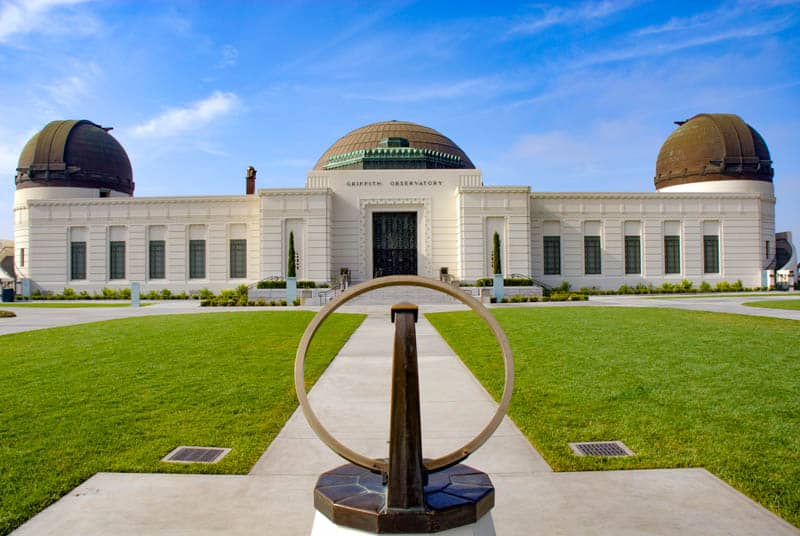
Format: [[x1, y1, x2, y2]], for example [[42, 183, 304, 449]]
[[372, 212, 417, 277]]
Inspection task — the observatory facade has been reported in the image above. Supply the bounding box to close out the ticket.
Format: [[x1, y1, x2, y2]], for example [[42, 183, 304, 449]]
[[11, 116, 796, 294]]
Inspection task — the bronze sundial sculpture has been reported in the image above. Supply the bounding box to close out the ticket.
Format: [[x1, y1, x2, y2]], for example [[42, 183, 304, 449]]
[[294, 275, 514, 533]]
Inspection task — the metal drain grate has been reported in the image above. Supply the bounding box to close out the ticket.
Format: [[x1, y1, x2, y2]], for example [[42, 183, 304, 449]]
[[162, 446, 231, 464], [568, 441, 634, 457]]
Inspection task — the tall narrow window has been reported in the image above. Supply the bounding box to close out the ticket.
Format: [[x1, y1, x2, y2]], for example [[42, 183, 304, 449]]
[[109, 241, 126, 280], [543, 236, 561, 275], [229, 239, 247, 278], [624, 236, 641, 274], [19, 248, 25, 267], [766, 240, 770, 259], [664, 236, 681, 274], [704, 235, 720, 273], [189, 240, 206, 279], [149, 240, 165, 279], [70, 242, 86, 280], [584, 236, 601, 274]]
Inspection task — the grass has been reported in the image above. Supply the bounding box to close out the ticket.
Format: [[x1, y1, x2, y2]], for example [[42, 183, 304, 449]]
[[743, 299, 800, 310], [1, 301, 154, 307], [647, 293, 772, 299], [0, 311, 364, 535], [427, 307, 800, 527]]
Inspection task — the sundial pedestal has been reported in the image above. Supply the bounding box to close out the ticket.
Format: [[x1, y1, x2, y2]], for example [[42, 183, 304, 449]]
[[296, 277, 513, 535]]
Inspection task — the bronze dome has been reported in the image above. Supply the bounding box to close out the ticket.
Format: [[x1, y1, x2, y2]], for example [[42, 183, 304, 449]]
[[654, 113, 773, 190], [314, 120, 475, 170], [16, 120, 134, 195]]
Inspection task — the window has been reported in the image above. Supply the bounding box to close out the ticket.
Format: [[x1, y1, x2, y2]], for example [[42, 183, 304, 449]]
[[70, 242, 86, 280], [19, 248, 24, 267], [624, 236, 641, 274], [109, 241, 126, 280], [704, 235, 720, 273], [189, 240, 206, 279], [584, 236, 601, 274], [543, 236, 561, 275], [149, 240, 165, 279], [766, 240, 770, 259], [664, 236, 681, 274], [230, 239, 247, 278]]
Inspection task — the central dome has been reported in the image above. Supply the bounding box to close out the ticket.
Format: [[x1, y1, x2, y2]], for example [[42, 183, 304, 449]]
[[314, 120, 475, 170]]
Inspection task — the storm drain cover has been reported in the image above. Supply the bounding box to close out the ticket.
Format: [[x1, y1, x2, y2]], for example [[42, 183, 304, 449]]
[[162, 446, 231, 464], [568, 441, 634, 457]]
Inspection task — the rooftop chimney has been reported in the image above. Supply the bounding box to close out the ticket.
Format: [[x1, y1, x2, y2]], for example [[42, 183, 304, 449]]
[[246, 166, 256, 195]]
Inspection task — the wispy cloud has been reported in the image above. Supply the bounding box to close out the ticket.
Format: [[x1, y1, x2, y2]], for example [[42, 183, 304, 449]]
[[0, 0, 96, 43], [36, 61, 102, 107], [215, 44, 238, 69], [130, 91, 239, 138], [345, 78, 500, 103], [579, 17, 795, 66], [507, 0, 638, 36]]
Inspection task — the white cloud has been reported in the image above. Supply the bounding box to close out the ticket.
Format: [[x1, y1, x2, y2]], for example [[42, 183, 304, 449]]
[[0, 0, 95, 43], [130, 91, 239, 138], [508, 0, 638, 36]]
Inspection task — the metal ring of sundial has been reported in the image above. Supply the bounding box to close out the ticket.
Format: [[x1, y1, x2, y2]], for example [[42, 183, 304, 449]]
[[294, 275, 514, 474]]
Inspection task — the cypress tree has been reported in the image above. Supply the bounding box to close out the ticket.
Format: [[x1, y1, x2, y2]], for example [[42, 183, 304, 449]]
[[492, 232, 502, 275], [288, 231, 297, 278]]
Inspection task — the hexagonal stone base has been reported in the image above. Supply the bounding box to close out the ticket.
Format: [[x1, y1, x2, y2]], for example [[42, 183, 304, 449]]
[[314, 463, 494, 533]]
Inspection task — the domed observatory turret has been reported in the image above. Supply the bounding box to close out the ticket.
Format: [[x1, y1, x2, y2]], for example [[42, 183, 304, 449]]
[[15, 119, 134, 203], [13, 120, 134, 286], [654, 113, 773, 195]]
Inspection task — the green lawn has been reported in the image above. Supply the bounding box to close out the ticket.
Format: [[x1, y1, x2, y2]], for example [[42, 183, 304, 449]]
[[427, 308, 800, 527], [744, 299, 800, 310], [0, 311, 364, 535], [1, 301, 154, 307]]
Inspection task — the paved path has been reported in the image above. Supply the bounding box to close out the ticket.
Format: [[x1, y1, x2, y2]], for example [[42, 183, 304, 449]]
[[11, 301, 798, 535]]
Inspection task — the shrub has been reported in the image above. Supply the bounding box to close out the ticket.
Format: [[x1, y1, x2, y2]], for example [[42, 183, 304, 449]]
[[476, 278, 493, 287], [235, 284, 249, 297], [256, 280, 286, 289], [160, 289, 172, 300], [62, 287, 76, 298], [504, 278, 533, 286], [297, 280, 317, 288], [292, 298, 301, 306], [199, 288, 214, 300], [280, 299, 287, 306], [176, 291, 189, 300], [699, 281, 712, 293]]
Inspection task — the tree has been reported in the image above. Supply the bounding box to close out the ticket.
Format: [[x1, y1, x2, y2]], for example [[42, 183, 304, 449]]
[[287, 231, 297, 278], [492, 232, 502, 275]]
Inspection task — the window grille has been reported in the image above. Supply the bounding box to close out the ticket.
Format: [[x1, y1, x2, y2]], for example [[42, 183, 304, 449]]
[[70, 242, 86, 280], [664, 236, 681, 274], [230, 239, 247, 278], [189, 240, 206, 279], [109, 241, 126, 280], [625, 236, 641, 274], [543, 236, 561, 275], [584, 236, 601, 274], [149, 240, 165, 279], [704, 235, 720, 274]]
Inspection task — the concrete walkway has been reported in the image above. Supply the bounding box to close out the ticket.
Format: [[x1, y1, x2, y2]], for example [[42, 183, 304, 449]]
[[10, 302, 798, 535]]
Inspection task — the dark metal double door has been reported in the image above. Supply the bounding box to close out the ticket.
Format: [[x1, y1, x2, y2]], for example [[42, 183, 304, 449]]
[[372, 212, 417, 277]]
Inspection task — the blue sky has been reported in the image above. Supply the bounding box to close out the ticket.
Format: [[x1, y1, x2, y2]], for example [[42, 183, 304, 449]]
[[1, 0, 798, 241]]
